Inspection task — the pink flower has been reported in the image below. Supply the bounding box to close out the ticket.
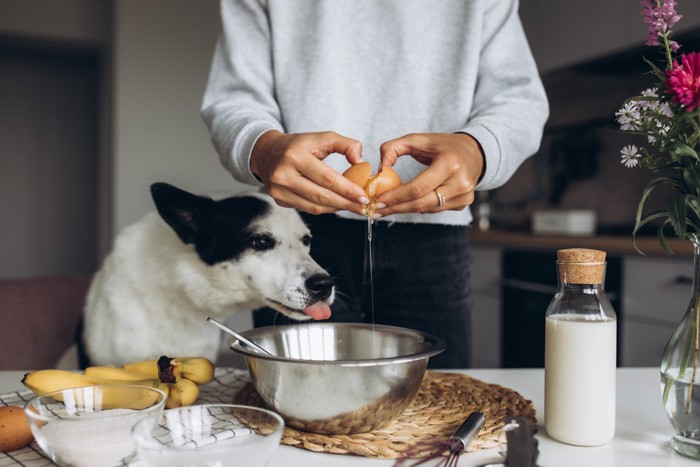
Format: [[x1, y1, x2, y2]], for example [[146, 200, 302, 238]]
[[641, 0, 681, 51], [665, 52, 700, 111]]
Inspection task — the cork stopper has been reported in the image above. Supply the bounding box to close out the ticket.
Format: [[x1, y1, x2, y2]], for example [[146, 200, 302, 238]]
[[557, 248, 606, 284]]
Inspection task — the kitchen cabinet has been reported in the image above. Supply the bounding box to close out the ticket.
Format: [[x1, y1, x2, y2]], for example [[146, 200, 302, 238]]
[[622, 320, 676, 368], [622, 255, 693, 367], [500, 248, 621, 368], [0, 0, 109, 45], [520, 0, 700, 74], [470, 236, 695, 368], [469, 246, 503, 368]]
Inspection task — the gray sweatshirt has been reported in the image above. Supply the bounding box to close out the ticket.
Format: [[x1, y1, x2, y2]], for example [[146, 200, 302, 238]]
[[202, 0, 549, 225]]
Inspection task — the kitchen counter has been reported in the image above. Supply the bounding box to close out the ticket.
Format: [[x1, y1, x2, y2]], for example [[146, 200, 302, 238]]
[[0, 368, 695, 466], [468, 228, 694, 257]]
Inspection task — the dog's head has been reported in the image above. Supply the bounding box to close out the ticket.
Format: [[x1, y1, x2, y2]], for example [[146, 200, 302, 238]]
[[150, 182, 333, 321]]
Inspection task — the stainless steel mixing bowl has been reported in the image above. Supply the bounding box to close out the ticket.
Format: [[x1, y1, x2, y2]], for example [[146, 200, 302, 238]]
[[228, 322, 445, 435]]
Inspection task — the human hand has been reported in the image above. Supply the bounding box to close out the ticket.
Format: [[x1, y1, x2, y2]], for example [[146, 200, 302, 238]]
[[251, 130, 369, 215], [374, 133, 485, 217]]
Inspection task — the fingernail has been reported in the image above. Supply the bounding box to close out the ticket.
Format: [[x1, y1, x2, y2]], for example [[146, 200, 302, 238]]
[[359, 196, 370, 204], [375, 202, 387, 209], [370, 213, 382, 219]]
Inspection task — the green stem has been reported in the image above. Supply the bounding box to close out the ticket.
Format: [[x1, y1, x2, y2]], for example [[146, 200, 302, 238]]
[[691, 114, 700, 148], [685, 300, 700, 414], [681, 235, 700, 413], [658, 28, 673, 70], [664, 369, 673, 403], [656, 0, 675, 70], [678, 311, 695, 380], [664, 44, 673, 70]]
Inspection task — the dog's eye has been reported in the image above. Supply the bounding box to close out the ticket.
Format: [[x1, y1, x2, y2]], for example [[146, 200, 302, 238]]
[[250, 235, 274, 251], [302, 235, 311, 246]]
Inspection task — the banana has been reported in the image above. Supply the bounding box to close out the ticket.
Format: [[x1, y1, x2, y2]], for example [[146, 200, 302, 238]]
[[165, 378, 200, 409], [173, 357, 215, 385], [123, 356, 215, 385], [84, 366, 158, 381], [22, 369, 110, 394], [97, 384, 168, 410], [56, 354, 215, 410], [122, 359, 159, 377], [22, 370, 169, 410]]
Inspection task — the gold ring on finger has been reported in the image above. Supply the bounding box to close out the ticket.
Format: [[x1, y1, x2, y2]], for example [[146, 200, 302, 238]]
[[434, 189, 446, 207]]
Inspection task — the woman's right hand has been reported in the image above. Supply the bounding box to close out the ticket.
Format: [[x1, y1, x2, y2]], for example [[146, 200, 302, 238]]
[[251, 130, 369, 215]]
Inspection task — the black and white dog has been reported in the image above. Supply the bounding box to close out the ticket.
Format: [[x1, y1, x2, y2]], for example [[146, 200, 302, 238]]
[[83, 182, 334, 366]]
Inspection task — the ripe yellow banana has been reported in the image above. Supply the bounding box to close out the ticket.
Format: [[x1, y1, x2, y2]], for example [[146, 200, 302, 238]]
[[22, 370, 169, 410], [96, 384, 168, 410], [123, 356, 215, 385], [23, 369, 110, 394], [174, 357, 215, 385], [165, 378, 200, 409], [84, 366, 158, 381], [123, 359, 159, 377]]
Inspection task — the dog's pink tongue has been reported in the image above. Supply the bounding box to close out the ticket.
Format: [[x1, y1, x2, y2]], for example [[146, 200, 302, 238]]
[[304, 303, 331, 320]]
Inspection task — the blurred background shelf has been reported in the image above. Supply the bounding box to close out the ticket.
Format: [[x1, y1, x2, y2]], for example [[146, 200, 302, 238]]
[[469, 228, 694, 258]]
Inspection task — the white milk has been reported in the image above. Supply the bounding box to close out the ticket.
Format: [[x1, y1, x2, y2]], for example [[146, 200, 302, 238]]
[[544, 316, 616, 446]]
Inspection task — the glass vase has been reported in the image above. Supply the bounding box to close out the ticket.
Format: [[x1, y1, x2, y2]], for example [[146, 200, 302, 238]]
[[660, 233, 700, 459]]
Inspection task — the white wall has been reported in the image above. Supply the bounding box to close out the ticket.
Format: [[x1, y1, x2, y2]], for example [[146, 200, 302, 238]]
[[0, 0, 248, 273], [0, 44, 100, 277], [112, 0, 247, 233], [112, 1, 255, 365], [0, 0, 110, 278], [0, 0, 253, 363]]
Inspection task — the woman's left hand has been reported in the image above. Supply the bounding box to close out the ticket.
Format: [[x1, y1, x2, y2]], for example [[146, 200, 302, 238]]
[[374, 133, 485, 217]]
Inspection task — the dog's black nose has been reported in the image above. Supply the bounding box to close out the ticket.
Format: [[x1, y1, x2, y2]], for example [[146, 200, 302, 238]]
[[305, 274, 334, 301]]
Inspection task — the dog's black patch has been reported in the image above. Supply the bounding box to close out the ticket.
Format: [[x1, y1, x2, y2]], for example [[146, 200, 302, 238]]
[[151, 182, 271, 266]]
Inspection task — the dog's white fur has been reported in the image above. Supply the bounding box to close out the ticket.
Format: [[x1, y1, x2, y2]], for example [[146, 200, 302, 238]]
[[83, 192, 332, 366]]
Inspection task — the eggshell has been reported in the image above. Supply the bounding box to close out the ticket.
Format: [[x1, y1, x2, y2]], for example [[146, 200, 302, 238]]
[[342, 161, 372, 191], [342, 162, 402, 201], [0, 406, 34, 452], [370, 166, 402, 198]]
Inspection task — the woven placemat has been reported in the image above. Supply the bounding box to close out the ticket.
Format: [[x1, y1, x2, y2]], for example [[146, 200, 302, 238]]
[[233, 371, 536, 459]]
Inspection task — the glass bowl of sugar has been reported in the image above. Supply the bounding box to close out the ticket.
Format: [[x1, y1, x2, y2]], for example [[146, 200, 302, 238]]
[[132, 404, 284, 467], [24, 384, 167, 467]]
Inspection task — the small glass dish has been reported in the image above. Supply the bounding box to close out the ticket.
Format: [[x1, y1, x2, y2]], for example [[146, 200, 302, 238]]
[[24, 384, 167, 467], [132, 404, 284, 467]]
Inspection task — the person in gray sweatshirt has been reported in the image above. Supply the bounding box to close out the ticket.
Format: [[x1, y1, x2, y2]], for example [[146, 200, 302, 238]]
[[201, 0, 549, 368]]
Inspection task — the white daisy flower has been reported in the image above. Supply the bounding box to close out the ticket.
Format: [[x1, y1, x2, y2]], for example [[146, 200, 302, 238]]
[[641, 87, 659, 97], [620, 145, 641, 168], [638, 89, 661, 111], [659, 102, 674, 118], [648, 122, 672, 144], [615, 102, 640, 130], [619, 119, 638, 131], [656, 121, 671, 133]]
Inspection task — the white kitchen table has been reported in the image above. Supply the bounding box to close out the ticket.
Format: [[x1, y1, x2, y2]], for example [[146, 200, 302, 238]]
[[0, 368, 695, 466]]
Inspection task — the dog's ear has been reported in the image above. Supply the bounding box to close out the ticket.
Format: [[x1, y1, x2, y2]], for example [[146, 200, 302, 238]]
[[150, 182, 214, 244]]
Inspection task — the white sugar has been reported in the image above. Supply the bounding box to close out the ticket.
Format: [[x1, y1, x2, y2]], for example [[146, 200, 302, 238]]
[[40, 409, 143, 467]]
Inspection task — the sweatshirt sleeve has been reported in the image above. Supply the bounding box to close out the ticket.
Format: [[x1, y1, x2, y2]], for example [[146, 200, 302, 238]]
[[201, 0, 284, 186], [460, 0, 549, 191]]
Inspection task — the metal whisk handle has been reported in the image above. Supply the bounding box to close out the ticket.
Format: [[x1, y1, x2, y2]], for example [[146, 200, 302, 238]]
[[451, 411, 486, 452]]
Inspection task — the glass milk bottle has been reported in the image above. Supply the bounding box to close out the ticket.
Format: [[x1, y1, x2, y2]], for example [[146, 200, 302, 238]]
[[544, 248, 617, 446]]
